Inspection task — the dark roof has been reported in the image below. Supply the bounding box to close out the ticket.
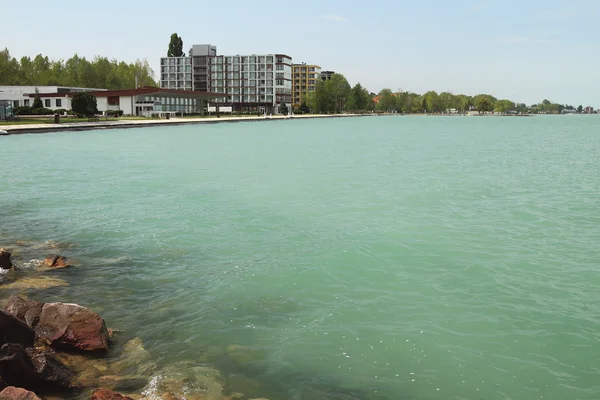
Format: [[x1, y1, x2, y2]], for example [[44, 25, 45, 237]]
[[30, 87, 225, 99]]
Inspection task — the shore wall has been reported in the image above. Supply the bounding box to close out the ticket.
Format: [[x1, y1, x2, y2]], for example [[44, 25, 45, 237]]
[[2, 114, 374, 135]]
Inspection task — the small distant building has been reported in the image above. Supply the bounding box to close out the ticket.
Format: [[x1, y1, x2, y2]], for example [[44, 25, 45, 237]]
[[321, 71, 335, 81], [446, 108, 458, 114], [585, 106, 594, 114], [30, 87, 225, 116]]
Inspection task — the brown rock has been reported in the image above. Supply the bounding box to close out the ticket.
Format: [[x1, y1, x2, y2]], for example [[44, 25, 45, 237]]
[[36, 302, 109, 352], [0, 310, 35, 348], [42, 255, 70, 269], [0, 386, 41, 400], [90, 389, 134, 400], [5, 296, 43, 328], [0, 344, 74, 391], [4, 296, 108, 352], [0, 249, 13, 270]]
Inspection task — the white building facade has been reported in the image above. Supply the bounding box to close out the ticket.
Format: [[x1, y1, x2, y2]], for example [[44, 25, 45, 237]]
[[160, 45, 292, 114], [0, 86, 106, 108]]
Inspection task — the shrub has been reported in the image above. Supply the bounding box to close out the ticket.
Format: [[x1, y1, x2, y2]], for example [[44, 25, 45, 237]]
[[32, 95, 43, 109], [31, 107, 54, 115], [54, 108, 68, 115], [13, 106, 32, 115], [72, 92, 98, 117], [106, 110, 124, 117]]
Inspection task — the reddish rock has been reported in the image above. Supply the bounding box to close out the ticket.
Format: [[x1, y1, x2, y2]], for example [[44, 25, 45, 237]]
[[0, 344, 73, 391], [0, 386, 41, 400], [4, 296, 109, 352], [0, 310, 35, 348], [36, 302, 109, 352], [42, 255, 70, 269], [0, 249, 13, 270], [90, 389, 134, 400]]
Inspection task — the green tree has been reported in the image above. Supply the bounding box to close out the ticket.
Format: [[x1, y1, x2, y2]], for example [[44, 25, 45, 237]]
[[516, 103, 529, 114], [439, 92, 458, 112], [474, 94, 496, 112], [0, 49, 157, 89], [72, 92, 98, 116], [326, 73, 350, 112], [310, 79, 334, 113], [423, 91, 441, 113], [376, 88, 396, 112], [278, 102, 289, 115], [300, 99, 310, 113], [167, 33, 184, 57], [577, 105, 583, 113], [494, 99, 515, 113], [32, 88, 43, 109], [347, 83, 371, 111]]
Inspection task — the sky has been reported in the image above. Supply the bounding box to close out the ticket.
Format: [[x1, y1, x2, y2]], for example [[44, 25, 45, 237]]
[[2, 0, 600, 106]]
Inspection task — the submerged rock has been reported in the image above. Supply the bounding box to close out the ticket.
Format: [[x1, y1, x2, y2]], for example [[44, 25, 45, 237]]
[[0, 310, 35, 348], [54, 352, 112, 389], [5, 295, 109, 352], [141, 362, 224, 400], [0, 249, 13, 270], [42, 255, 70, 269], [111, 338, 156, 377], [0, 386, 42, 400], [91, 389, 134, 400], [0, 344, 74, 391], [0, 276, 69, 291], [225, 345, 266, 365]]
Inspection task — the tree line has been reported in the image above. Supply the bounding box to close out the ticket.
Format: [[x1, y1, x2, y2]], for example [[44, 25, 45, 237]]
[[0, 48, 156, 89], [302, 73, 588, 115]]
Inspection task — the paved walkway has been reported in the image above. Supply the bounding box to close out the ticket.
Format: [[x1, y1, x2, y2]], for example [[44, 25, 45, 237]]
[[2, 114, 371, 135]]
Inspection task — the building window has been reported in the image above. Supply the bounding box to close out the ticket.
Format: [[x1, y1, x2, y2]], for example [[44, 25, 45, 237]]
[[24, 99, 30, 106], [108, 96, 120, 106], [13, 100, 19, 107], [56, 99, 62, 107], [44, 99, 51, 107]]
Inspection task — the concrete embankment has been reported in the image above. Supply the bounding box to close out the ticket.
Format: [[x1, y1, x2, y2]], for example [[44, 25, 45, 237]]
[[2, 114, 373, 135]]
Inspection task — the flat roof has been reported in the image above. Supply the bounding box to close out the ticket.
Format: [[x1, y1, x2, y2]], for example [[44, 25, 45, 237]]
[[30, 87, 225, 99]]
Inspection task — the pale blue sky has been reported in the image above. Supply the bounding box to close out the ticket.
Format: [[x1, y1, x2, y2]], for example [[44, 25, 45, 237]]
[[3, 0, 599, 105]]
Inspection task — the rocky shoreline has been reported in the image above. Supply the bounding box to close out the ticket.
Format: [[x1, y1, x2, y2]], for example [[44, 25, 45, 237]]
[[0, 246, 270, 400]]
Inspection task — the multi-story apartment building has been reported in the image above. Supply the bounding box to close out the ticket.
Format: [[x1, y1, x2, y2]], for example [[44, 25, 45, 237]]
[[160, 45, 292, 114], [292, 63, 321, 108]]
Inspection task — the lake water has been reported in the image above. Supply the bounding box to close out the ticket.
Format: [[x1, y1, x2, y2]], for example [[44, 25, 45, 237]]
[[1, 116, 599, 400]]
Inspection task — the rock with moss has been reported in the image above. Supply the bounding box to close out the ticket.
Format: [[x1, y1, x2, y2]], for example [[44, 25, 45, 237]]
[[225, 345, 266, 365], [141, 362, 225, 400]]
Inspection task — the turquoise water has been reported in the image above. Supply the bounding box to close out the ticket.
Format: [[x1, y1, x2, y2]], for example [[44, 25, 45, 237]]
[[1, 116, 600, 400]]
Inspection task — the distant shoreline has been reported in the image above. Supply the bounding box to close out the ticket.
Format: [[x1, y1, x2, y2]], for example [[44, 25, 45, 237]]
[[0, 114, 373, 135]]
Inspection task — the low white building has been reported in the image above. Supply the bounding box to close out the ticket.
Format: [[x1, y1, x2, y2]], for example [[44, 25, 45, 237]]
[[0, 86, 106, 108], [31, 87, 225, 116]]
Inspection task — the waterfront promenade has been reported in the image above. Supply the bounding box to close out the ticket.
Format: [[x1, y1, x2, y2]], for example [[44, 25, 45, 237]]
[[1, 114, 370, 135]]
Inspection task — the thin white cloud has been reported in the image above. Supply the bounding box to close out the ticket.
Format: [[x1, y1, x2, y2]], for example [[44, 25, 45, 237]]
[[322, 15, 352, 23]]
